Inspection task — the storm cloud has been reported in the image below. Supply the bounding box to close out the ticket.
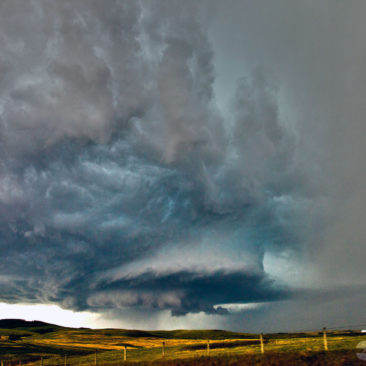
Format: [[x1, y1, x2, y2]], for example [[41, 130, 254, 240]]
[[0, 0, 365, 331]]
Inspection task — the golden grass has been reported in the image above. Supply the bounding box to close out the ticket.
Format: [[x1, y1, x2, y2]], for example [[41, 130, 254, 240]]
[[1, 326, 365, 365]]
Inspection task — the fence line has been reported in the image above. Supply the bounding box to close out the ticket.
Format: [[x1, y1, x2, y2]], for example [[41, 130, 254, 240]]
[[1, 328, 365, 365]]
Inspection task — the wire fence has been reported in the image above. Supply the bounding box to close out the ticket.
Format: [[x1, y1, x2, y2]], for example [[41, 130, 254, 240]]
[[1, 326, 366, 366]]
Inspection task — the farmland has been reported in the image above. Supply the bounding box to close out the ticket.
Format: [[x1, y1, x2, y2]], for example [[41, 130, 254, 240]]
[[0, 320, 365, 365]]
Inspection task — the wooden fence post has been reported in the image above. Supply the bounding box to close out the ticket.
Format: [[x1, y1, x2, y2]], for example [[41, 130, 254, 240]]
[[123, 346, 127, 361], [41, 356, 43, 366], [162, 342, 165, 357], [94, 350, 97, 365], [323, 327, 328, 351], [260, 333, 264, 354], [207, 339, 210, 355], [64, 354, 67, 366]]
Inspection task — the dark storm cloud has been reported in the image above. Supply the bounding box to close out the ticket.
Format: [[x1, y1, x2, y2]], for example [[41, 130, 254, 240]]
[[0, 0, 300, 319], [87, 270, 289, 316], [1, 0, 364, 331]]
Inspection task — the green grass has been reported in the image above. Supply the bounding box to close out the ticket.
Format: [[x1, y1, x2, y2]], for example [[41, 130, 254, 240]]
[[145, 329, 257, 340], [0, 320, 365, 365]]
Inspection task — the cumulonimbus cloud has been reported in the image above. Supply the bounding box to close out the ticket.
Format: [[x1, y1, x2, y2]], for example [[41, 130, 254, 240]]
[[3, 0, 364, 330]]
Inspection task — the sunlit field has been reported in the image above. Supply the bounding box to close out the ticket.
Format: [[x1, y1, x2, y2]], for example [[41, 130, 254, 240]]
[[0, 320, 365, 365]]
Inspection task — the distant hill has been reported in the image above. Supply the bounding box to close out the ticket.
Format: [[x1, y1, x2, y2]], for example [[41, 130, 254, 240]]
[[0, 319, 56, 329], [0, 319, 65, 335], [0, 320, 254, 339], [149, 329, 257, 340]]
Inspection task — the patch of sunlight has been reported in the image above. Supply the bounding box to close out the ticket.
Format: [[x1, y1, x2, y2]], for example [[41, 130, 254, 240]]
[[0, 302, 100, 328]]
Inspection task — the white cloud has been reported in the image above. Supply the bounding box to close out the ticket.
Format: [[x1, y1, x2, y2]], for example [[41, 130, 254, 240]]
[[0, 302, 99, 328]]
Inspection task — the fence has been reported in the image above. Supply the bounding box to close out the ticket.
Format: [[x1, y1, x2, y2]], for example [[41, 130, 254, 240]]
[[1, 327, 365, 365]]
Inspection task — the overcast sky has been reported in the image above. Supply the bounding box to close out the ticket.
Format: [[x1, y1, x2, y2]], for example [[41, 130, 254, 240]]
[[0, 0, 366, 332]]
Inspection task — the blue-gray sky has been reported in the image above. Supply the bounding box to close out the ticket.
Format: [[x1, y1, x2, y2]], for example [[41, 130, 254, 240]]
[[0, 0, 366, 332]]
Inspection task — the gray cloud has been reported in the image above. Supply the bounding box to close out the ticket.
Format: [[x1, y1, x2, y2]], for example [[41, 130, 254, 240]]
[[87, 270, 288, 316], [0, 0, 364, 331], [208, 0, 366, 330]]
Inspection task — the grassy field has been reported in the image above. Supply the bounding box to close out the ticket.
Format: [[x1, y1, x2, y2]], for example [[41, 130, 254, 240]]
[[0, 320, 365, 365]]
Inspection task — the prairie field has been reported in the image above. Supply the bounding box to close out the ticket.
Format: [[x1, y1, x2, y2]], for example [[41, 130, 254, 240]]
[[0, 320, 365, 365]]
